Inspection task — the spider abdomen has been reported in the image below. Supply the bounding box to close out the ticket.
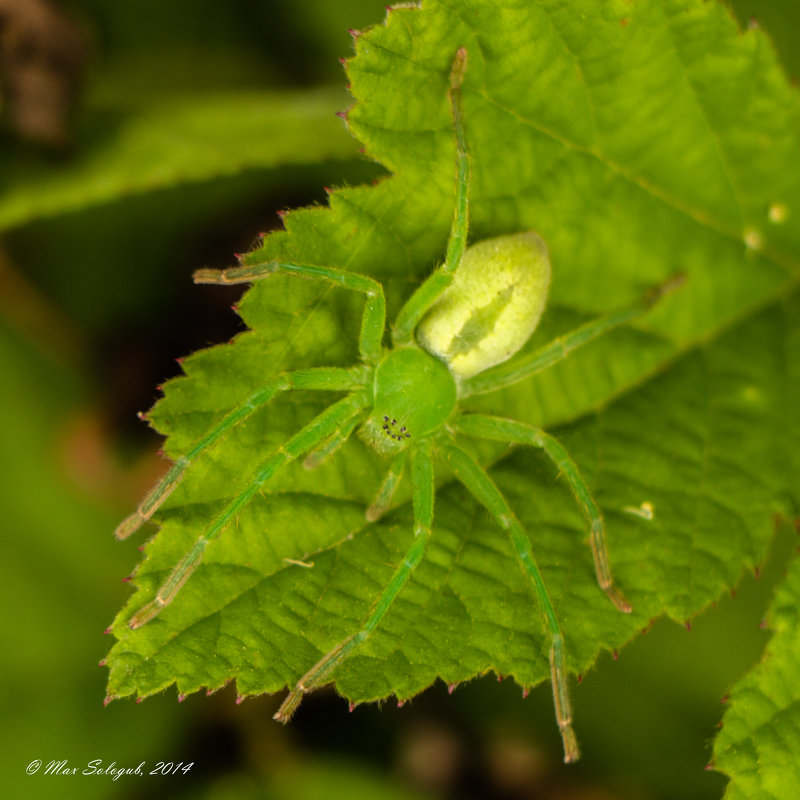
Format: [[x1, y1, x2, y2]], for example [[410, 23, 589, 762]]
[[360, 347, 457, 456], [417, 232, 551, 380]]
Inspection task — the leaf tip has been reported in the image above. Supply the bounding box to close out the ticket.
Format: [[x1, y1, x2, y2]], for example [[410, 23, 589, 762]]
[[103, 695, 116, 707]]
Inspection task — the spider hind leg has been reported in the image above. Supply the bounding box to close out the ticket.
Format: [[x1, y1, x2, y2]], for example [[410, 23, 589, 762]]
[[439, 438, 580, 763], [455, 413, 632, 614]]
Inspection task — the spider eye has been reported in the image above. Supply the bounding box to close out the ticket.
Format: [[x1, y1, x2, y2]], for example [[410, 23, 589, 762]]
[[417, 232, 551, 379], [381, 417, 412, 441]]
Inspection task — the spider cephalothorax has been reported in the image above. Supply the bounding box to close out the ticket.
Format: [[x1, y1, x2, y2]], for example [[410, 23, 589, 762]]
[[114, 48, 679, 763], [360, 347, 456, 456]]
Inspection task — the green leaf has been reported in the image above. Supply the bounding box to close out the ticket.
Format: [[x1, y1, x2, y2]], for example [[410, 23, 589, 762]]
[[0, 89, 357, 231], [714, 549, 800, 800], [106, 0, 799, 766], [712, 288, 800, 799]]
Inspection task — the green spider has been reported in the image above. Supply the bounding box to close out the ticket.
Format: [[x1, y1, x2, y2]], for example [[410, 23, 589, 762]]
[[116, 49, 679, 763]]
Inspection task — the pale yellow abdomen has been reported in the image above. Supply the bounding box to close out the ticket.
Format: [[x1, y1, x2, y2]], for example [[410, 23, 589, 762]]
[[417, 232, 551, 380]]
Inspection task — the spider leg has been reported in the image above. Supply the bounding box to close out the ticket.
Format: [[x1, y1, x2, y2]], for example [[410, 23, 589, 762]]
[[128, 390, 370, 629], [456, 414, 632, 613], [195, 261, 386, 362], [115, 366, 366, 540], [303, 410, 363, 470], [461, 273, 685, 397], [274, 439, 434, 722], [439, 438, 579, 763], [393, 47, 470, 345], [365, 448, 408, 522]]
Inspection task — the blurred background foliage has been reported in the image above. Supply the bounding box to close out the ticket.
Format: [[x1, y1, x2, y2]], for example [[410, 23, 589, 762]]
[[0, 1, 796, 799]]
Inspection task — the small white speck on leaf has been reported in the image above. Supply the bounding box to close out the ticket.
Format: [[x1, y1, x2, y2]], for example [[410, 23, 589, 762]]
[[743, 227, 763, 252], [283, 558, 315, 568], [768, 203, 788, 224], [623, 502, 654, 521]]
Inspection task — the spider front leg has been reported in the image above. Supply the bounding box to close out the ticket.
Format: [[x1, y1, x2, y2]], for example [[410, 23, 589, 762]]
[[392, 47, 469, 345], [274, 438, 434, 722], [128, 390, 370, 628], [365, 448, 408, 522], [115, 367, 366, 540], [117, 260, 386, 542], [439, 439, 579, 763], [456, 414, 632, 613], [195, 260, 386, 362]]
